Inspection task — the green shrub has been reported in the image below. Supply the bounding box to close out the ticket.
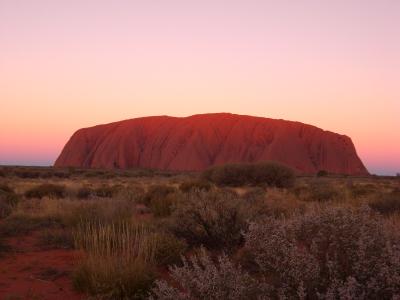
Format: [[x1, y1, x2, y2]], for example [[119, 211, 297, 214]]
[[141, 185, 178, 217], [204, 161, 295, 188], [142, 185, 176, 205], [179, 179, 212, 193], [24, 184, 66, 199], [154, 233, 187, 266], [203, 163, 251, 186], [168, 190, 249, 251], [369, 190, 400, 215], [150, 193, 180, 218]]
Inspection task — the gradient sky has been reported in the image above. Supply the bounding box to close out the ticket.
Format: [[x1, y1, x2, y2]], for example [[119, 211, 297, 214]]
[[0, 0, 399, 175]]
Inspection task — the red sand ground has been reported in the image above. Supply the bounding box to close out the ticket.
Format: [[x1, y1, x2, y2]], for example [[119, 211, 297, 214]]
[[0, 231, 83, 300]]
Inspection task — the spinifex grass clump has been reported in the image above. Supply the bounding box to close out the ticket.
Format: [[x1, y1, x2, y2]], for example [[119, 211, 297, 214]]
[[73, 221, 158, 299]]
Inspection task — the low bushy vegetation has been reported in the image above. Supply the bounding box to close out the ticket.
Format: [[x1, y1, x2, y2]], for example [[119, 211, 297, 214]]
[[142, 185, 178, 217], [0, 184, 20, 218], [349, 183, 378, 198], [369, 189, 400, 215], [2, 166, 400, 299], [24, 183, 66, 199], [306, 178, 342, 202], [168, 190, 250, 251], [94, 184, 122, 198], [179, 179, 213, 192], [243, 206, 400, 298], [153, 232, 187, 266], [76, 186, 93, 199], [151, 249, 264, 300], [203, 161, 295, 188]]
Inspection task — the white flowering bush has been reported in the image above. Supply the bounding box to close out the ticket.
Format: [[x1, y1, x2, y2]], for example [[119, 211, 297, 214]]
[[244, 206, 400, 299], [150, 249, 269, 300]]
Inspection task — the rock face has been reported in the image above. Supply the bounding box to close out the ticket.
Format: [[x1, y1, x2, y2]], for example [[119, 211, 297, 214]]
[[54, 113, 369, 175]]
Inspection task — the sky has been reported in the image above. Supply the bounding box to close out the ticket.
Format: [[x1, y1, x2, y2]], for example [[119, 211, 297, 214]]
[[0, 0, 399, 175]]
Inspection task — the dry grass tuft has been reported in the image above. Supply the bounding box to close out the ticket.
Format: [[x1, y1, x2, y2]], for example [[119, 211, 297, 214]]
[[73, 220, 158, 299]]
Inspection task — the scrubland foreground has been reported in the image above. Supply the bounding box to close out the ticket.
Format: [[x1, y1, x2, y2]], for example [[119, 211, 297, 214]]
[[0, 163, 399, 300]]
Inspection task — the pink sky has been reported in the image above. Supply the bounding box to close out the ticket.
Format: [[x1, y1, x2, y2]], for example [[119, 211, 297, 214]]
[[0, 0, 399, 175]]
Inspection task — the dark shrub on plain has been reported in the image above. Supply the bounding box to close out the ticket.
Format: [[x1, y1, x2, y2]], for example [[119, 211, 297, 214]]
[[179, 179, 212, 193], [15, 170, 41, 178], [168, 190, 249, 251], [307, 178, 341, 202], [94, 185, 121, 198], [117, 185, 146, 202], [350, 183, 377, 198], [204, 161, 295, 188], [243, 206, 400, 299], [150, 193, 180, 218], [52, 171, 70, 179], [76, 186, 93, 199], [203, 163, 251, 186], [0, 184, 14, 194], [241, 187, 266, 202], [0, 184, 19, 218], [141, 185, 178, 217], [24, 184, 66, 199], [84, 170, 106, 178], [251, 161, 295, 188], [154, 233, 187, 266], [369, 190, 400, 215], [142, 185, 177, 205], [317, 169, 328, 177]]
